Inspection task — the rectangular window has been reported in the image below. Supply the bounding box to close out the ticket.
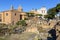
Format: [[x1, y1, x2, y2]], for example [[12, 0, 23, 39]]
[[42, 10, 43, 13], [44, 10, 45, 13], [6, 13, 8, 16], [15, 13, 16, 16]]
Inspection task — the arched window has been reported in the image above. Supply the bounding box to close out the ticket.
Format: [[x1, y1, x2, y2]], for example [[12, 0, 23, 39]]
[[42, 10, 43, 13]]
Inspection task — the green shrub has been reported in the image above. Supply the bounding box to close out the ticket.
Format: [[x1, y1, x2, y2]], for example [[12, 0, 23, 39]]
[[36, 14, 42, 17], [0, 38, 6, 40], [16, 20, 27, 26]]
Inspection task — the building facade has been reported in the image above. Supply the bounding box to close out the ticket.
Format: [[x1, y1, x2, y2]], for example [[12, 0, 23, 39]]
[[30, 7, 47, 18], [37, 7, 47, 15], [0, 6, 26, 24]]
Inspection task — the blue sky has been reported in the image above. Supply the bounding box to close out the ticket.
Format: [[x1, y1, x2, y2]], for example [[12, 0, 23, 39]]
[[0, 0, 60, 12]]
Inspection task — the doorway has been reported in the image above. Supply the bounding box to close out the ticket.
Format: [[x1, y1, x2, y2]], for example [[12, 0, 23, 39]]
[[20, 15, 22, 20]]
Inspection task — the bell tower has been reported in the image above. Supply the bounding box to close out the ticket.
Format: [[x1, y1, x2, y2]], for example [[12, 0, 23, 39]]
[[10, 5, 14, 10], [18, 6, 23, 12]]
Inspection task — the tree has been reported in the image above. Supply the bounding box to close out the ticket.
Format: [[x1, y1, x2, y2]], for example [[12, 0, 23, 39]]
[[47, 3, 60, 19], [44, 15, 54, 19], [48, 7, 56, 14], [44, 15, 49, 19], [56, 3, 60, 12], [48, 7, 57, 18]]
